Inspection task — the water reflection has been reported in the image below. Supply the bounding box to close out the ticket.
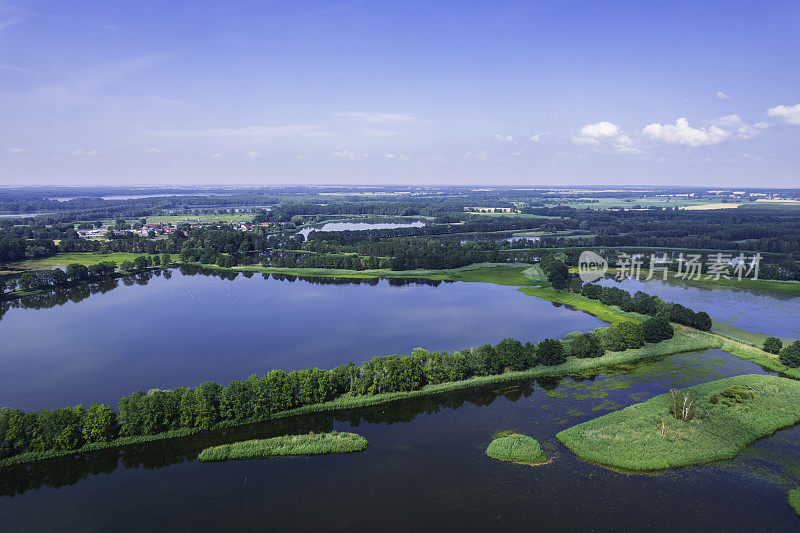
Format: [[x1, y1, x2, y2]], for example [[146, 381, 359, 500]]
[[0, 267, 452, 321], [0, 378, 536, 497]]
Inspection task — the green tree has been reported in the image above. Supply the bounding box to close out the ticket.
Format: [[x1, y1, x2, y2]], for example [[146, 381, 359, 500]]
[[571, 332, 605, 358], [763, 336, 783, 354], [83, 403, 118, 443], [537, 339, 566, 366], [642, 316, 674, 343], [614, 321, 644, 349], [66, 263, 89, 282], [780, 341, 800, 368]]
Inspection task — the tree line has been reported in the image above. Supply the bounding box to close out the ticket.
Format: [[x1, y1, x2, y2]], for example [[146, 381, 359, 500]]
[[0, 313, 685, 461]]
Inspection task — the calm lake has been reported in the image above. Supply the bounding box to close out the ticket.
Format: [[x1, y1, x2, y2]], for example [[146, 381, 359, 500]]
[[0, 268, 602, 410], [2, 271, 800, 531], [297, 220, 425, 238]]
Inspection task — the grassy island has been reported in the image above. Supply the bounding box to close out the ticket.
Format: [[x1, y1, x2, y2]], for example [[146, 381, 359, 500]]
[[557, 374, 800, 471], [198, 431, 368, 462], [486, 431, 546, 465]]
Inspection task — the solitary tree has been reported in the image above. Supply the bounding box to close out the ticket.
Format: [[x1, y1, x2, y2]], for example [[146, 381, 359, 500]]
[[763, 336, 783, 355]]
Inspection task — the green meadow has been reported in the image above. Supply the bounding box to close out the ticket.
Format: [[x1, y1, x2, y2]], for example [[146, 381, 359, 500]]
[[557, 374, 800, 471]]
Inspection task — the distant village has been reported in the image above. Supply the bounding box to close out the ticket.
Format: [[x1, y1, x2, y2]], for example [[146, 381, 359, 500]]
[[76, 217, 283, 239]]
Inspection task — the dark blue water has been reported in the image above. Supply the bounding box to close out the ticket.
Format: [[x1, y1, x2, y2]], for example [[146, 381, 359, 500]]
[[2, 349, 799, 531], [0, 268, 603, 410]]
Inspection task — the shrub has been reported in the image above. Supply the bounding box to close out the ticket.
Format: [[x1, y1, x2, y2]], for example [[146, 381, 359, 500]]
[[617, 321, 644, 349], [780, 341, 800, 368], [537, 339, 566, 366], [763, 336, 783, 355], [642, 316, 674, 343], [570, 332, 605, 358]]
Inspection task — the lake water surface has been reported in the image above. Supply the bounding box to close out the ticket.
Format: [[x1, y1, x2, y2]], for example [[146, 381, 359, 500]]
[[0, 268, 602, 410], [298, 220, 425, 238]]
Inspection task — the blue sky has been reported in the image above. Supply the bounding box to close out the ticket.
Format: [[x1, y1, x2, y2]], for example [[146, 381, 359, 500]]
[[1, 0, 799, 186]]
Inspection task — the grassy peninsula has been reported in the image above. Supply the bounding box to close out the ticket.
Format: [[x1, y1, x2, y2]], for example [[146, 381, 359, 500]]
[[557, 374, 800, 471], [198, 431, 368, 462], [486, 431, 546, 465]]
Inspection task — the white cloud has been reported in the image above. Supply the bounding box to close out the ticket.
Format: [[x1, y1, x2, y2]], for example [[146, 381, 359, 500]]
[[333, 150, 362, 161], [210, 153, 224, 159], [735, 122, 770, 140], [8, 147, 26, 153], [767, 104, 800, 125], [149, 125, 326, 140], [146, 147, 161, 153], [572, 121, 620, 145], [363, 129, 398, 136], [642, 117, 730, 146], [713, 114, 743, 128], [716, 91, 731, 99], [464, 151, 488, 162], [494, 134, 514, 143], [245, 150, 264, 159], [333, 112, 425, 125], [384, 153, 411, 162], [529, 134, 541, 142], [72, 149, 100, 157]]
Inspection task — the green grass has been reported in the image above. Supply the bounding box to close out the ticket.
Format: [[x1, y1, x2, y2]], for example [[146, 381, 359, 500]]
[[486, 432, 546, 464], [789, 489, 800, 517], [197, 431, 368, 462], [557, 374, 800, 471], [518, 285, 648, 325], [4, 252, 146, 271]]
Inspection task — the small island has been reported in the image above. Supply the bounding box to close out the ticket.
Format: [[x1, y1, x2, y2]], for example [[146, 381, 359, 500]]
[[486, 431, 547, 465], [557, 374, 800, 471], [198, 431, 368, 462]]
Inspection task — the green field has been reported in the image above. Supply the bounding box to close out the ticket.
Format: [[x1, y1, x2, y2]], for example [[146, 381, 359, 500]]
[[3, 252, 147, 271], [557, 374, 800, 471], [198, 432, 368, 461], [485, 432, 546, 465]]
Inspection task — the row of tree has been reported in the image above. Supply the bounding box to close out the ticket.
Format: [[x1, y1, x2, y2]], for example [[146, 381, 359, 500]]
[[580, 284, 713, 331], [0, 321, 682, 460]]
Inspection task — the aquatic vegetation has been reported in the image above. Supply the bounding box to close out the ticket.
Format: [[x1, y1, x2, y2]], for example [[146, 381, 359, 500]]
[[710, 385, 756, 408], [789, 489, 800, 517], [557, 375, 800, 471], [485, 432, 546, 465], [198, 431, 368, 462]]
